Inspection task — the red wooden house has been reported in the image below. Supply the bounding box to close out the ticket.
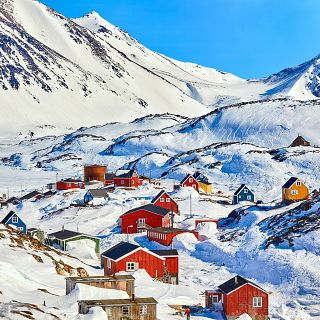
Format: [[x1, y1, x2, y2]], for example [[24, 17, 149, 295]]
[[120, 204, 171, 234], [151, 190, 179, 214], [102, 242, 179, 284], [180, 174, 199, 192], [114, 170, 142, 188], [205, 275, 269, 320], [56, 178, 84, 190], [147, 227, 199, 246]]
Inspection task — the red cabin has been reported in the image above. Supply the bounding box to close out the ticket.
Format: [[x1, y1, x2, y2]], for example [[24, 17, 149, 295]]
[[151, 190, 179, 214], [205, 275, 269, 320], [56, 178, 84, 190], [147, 227, 199, 246], [102, 242, 179, 284], [180, 174, 199, 192], [120, 204, 171, 234], [114, 170, 142, 188]]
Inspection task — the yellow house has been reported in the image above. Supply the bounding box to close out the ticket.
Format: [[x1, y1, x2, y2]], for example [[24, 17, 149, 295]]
[[194, 172, 212, 194]]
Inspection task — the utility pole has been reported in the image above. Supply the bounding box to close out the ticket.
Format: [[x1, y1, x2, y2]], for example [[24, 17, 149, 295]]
[[189, 191, 192, 218]]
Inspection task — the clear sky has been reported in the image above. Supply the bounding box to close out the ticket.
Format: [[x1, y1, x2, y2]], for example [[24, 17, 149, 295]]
[[39, 0, 320, 79]]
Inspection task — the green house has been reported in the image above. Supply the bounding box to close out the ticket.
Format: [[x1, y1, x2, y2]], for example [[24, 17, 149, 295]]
[[47, 228, 100, 255]]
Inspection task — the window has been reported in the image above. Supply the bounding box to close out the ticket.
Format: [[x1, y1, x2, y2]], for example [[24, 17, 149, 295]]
[[192, 184, 197, 189], [291, 190, 298, 195], [296, 181, 301, 186], [67, 183, 71, 187], [122, 306, 130, 315], [137, 218, 146, 227], [107, 258, 112, 269], [132, 180, 135, 185], [121, 180, 124, 185], [138, 229, 145, 233], [189, 178, 193, 182], [160, 198, 165, 203], [247, 195, 251, 200], [211, 295, 219, 303], [12, 216, 18, 223], [140, 305, 147, 315], [74, 183, 78, 186], [166, 198, 170, 203], [244, 189, 248, 193], [253, 297, 262, 307], [18, 227, 24, 231], [126, 262, 136, 271]]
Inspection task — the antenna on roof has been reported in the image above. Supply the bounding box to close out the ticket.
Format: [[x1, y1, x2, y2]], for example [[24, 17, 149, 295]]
[[235, 276, 238, 285], [62, 225, 64, 232]]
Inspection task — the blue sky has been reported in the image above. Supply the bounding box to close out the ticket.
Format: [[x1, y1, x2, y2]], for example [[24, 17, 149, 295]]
[[40, 0, 320, 79]]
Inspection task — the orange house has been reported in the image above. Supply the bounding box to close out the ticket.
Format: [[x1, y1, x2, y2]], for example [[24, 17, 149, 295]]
[[282, 177, 309, 202]]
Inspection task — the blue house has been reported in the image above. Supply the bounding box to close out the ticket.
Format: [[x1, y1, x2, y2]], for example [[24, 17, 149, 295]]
[[233, 184, 255, 205], [1, 211, 27, 233]]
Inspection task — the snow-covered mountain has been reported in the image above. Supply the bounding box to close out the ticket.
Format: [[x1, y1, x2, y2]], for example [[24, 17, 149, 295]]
[[1, 0, 320, 135]]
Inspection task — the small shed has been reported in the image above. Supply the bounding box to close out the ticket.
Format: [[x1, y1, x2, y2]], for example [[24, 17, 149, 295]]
[[233, 184, 255, 205], [289, 135, 310, 147], [84, 189, 109, 205], [78, 297, 157, 320], [1, 211, 27, 233], [27, 228, 45, 243], [47, 228, 100, 254], [66, 274, 135, 296], [194, 172, 213, 193], [147, 227, 199, 246]]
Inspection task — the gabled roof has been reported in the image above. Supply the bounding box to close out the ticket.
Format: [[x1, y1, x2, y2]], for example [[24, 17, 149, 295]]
[[234, 184, 252, 196], [180, 174, 197, 185], [115, 170, 137, 179], [1, 211, 17, 224], [101, 242, 140, 260], [282, 177, 299, 189], [151, 190, 176, 204], [105, 173, 116, 180], [87, 189, 109, 198], [121, 204, 170, 217], [218, 275, 268, 295], [289, 135, 310, 147], [47, 229, 96, 240], [20, 190, 42, 200], [193, 171, 210, 183], [150, 249, 179, 257]]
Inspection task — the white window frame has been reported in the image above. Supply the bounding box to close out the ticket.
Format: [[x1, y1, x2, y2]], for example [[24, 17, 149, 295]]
[[122, 306, 130, 315], [121, 180, 125, 185], [192, 184, 197, 189], [132, 180, 135, 185], [139, 305, 147, 315], [244, 189, 248, 193], [126, 262, 136, 272], [18, 227, 24, 231], [189, 178, 193, 182], [247, 195, 251, 200], [291, 189, 298, 195], [253, 297, 262, 307], [137, 218, 146, 227], [166, 198, 171, 203], [12, 216, 18, 223], [296, 181, 301, 186], [211, 295, 219, 303], [160, 198, 165, 203]]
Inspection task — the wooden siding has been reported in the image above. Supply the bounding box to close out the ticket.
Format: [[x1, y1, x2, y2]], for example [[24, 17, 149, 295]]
[[199, 181, 212, 193], [181, 176, 199, 192], [282, 180, 309, 202], [153, 193, 179, 214]]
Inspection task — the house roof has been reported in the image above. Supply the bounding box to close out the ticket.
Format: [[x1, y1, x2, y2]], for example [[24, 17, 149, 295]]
[[193, 172, 210, 184], [20, 190, 42, 200], [282, 177, 299, 189], [1, 211, 16, 224], [180, 174, 197, 185], [78, 297, 157, 307], [289, 135, 310, 147], [105, 173, 116, 180], [87, 189, 109, 198], [47, 229, 95, 240], [218, 275, 267, 294], [60, 178, 82, 183], [101, 242, 140, 260], [115, 169, 137, 179], [148, 227, 195, 234], [150, 249, 179, 257], [234, 184, 251, 196], [6, 197, 21, 204], [121, 204, 170, 217], [151, 190, 166, 204]]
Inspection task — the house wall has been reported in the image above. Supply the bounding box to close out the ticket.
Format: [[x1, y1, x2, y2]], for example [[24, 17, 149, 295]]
[[147, 230, 199, 246], [56, 181, 84, 190], [234, 188, 255, 204], [224, 284, 268, 320], [205, 291, 223, 308], [153, 194, 179, 214], [199, 182, 212, 193], [5, 214, 27, 233], [182, 177, 199, 192], [121, 210, 170, 233], [114, 175, 142, 188], [282, 181, 309, 202]]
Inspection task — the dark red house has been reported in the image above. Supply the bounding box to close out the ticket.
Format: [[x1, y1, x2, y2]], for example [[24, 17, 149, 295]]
[[114, 170, 142, 188], [102, 242, 179, 284], [151, 190, 179, 214], [180, 174, 199, 192], [56, 178, 84, 190], [205, 275, 269, 320], [120, 204, 171, 234], [147, 227, 199, 246]]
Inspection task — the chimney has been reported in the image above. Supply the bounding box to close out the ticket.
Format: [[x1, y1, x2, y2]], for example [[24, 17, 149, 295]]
[[62, 225, 65, 232], [235, 276, 238, 285], [131, 294, 135, 302]]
